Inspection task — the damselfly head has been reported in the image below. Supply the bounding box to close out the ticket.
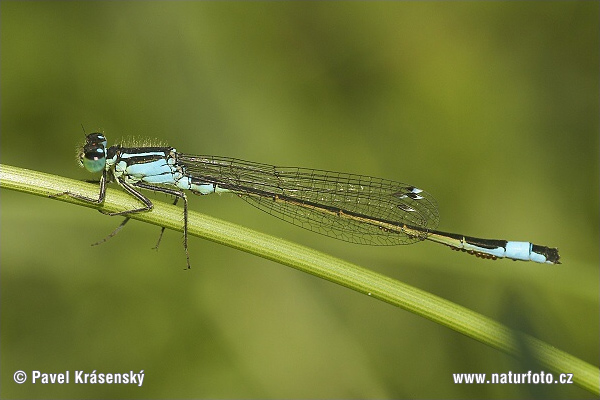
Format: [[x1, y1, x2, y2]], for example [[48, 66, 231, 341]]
[[77, 132, 108, 173]]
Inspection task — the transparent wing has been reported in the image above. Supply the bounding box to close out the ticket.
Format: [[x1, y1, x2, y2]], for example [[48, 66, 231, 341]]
[[177, 154, 439, 246]]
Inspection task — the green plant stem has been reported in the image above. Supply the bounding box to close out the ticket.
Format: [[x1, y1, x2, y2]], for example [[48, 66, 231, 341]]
[[1, 163, 598, 395]]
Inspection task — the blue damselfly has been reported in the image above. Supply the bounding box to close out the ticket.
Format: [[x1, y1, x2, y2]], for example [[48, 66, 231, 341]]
[[53, 132, 560, 269]]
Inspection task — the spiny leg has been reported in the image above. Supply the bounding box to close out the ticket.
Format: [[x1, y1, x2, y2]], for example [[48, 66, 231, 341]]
[[49, 169, 108, 204], [52, 171, 191, 269], [153, 197, 179, 250], [87, 178, 155, 245], [133, 182, 190, 269], [99, 178, 154, 216], [91, 217, 131, 246], [49, 170, 130, 246]]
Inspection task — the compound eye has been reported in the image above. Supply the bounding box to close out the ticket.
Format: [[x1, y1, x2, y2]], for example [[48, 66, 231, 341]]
[[81, 146, 106, 173], [87, 132, 107, 147]]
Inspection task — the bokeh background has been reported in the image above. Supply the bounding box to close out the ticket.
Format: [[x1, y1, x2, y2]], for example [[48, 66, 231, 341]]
[[1, 2, 598, 399]]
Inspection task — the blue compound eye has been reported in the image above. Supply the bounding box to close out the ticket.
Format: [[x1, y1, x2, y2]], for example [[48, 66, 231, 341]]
[[81, 145, 106, 173], [77, 132, 108, 173]]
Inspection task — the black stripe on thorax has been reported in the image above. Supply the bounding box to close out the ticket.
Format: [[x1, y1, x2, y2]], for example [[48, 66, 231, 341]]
[[108, 146, 174, 166]]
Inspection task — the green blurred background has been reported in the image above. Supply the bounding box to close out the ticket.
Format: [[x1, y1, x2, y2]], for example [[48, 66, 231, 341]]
[[1, 2, 598, 398]]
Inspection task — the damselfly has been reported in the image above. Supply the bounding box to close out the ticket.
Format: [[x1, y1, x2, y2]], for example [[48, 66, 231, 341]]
[[53, 132, 560, 269]]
